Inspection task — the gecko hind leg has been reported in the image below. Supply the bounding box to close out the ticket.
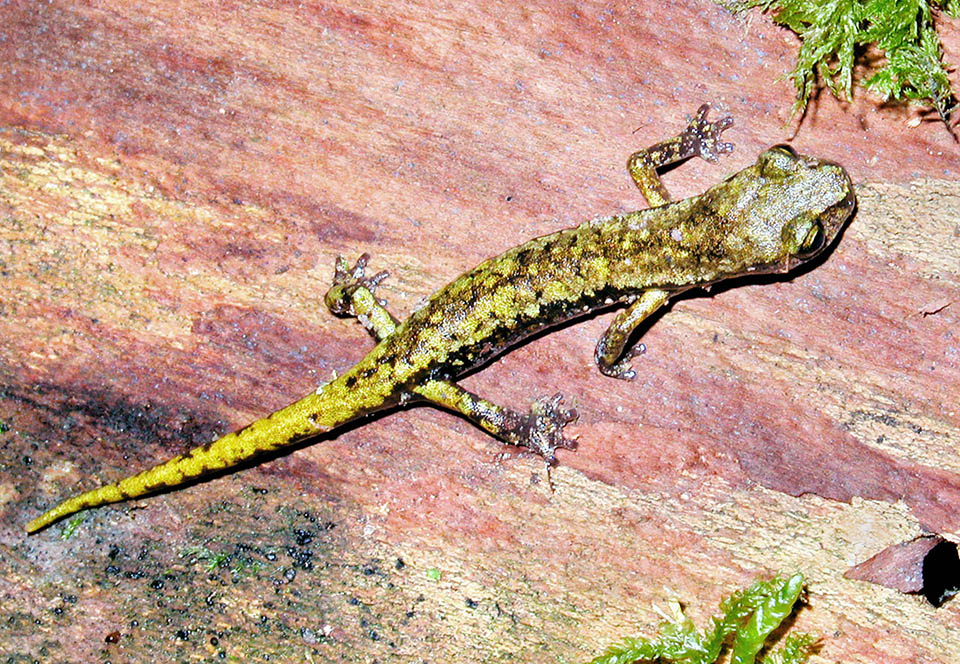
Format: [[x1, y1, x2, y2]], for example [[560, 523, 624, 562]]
[[414, 381, 577, 463], [325, 253, 399, 340], [325, 254, 576, 461]]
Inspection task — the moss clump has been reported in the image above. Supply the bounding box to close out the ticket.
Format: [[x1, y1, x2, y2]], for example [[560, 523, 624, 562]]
[[727, 0, 959, 126], [587, 573, 816, 664]]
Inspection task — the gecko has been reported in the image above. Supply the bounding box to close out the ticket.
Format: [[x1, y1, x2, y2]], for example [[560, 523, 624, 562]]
[[26, 104, 855, 533]]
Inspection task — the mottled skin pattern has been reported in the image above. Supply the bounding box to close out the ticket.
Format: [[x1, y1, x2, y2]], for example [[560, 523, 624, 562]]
[[27, 105, 855, 533]]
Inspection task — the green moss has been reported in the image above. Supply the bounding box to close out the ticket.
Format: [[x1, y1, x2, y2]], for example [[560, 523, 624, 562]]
[[181, 545, 229, 570], [727, 0, 959, 126], [586, 574, 816, 664], [60, 513, 86, 540]]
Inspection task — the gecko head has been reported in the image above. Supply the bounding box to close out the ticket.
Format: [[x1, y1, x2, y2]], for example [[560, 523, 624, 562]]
[[716, 145, 856, 273], [762, 145, 855, 257]]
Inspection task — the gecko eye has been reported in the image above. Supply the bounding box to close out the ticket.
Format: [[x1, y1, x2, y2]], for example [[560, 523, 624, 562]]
[[798, 223, 826, 256]]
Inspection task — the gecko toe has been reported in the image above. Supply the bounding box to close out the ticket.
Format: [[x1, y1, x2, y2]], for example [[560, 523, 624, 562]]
[[518, 394, 578, 460], [683, 103, 735, 164]]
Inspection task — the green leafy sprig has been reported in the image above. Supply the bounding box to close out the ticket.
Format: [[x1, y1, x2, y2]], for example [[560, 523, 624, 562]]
[[727, 0, 959, 125], [586, 573, 816, 664]]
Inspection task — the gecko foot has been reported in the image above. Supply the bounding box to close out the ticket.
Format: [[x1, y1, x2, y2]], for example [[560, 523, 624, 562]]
[[515, 393, 578, 463], [597, 343, 646, 381], [680, 103, 734, 164], [325, 253, 390, 315]]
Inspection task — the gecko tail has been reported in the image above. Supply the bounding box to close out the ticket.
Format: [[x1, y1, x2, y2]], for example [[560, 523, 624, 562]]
[[26, 362, 395, 534], [25, 483, 126, 533], [24, 419, 298, 534], [25, 442, 227, 533], [24, 411, 296, 533]]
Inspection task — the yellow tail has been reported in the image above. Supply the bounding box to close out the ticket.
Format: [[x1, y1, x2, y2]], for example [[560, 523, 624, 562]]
[[27, 357, 402, 533]]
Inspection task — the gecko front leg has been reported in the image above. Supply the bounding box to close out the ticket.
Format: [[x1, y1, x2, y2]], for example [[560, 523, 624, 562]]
[[325, 254, 577, 460], [628, 103, 734, 206], [595, 289, 671, 380], [594, 104, 734, 378]]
